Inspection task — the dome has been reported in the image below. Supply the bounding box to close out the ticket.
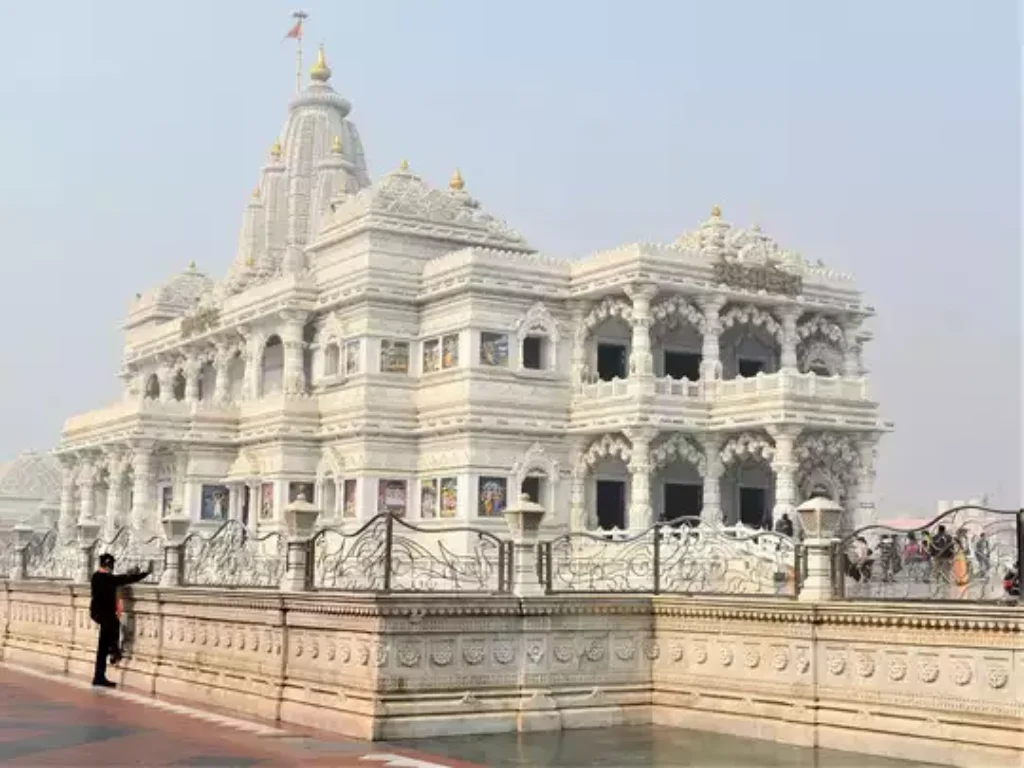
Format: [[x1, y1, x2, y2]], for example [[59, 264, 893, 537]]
[[0, 451, 61, 500], [226, 44, 371, 286]]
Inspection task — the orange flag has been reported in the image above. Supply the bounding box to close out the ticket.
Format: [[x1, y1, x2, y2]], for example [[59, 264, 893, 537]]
[[284, 19, 303, 40]]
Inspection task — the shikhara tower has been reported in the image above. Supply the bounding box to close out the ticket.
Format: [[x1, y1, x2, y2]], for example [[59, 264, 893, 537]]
[[55, 44, 888, 542]]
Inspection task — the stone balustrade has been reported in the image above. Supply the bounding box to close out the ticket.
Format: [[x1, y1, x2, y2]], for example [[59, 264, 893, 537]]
[[0, 583, 1019, 767]]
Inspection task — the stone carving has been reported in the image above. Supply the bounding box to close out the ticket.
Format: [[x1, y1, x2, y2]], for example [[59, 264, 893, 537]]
[[583, 640, 606, 663], [719, 305, 784, 340], [918, 660, 940, 684], [719, 432, 775, 466], [795, 650, 810, 674], [430, 641, 454, 667], [615, 640, 637, 662], [526, 641, 545, 664], [553, 641, 576, 664], [493, 640, 515, 665], [580, 435, 632, 472], [772, 649, 789, 671], [855, 653, 875, 678], [397, 643, 421, 668], [986, 666, 1009, 690], [650, 434, 707, 476], [952, 661, 973, 687], [643, 640, 660, 661], [670, 643, 684, 663], [694, 645, 709, 665], [719, 647, 734, 667], [713, 254, 802, 296], [463, 641, 485, 666], [827, 652, 846, 676], [650, 294, 706, 337], [794, 432, 860, 505], [744, 649, 760, 669]]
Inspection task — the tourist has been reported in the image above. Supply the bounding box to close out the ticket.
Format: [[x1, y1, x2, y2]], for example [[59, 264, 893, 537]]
[[1003, 563, 1019, 598], [773, 513, 794, 538], [974, 532, 990, 578], [90, 554, 152, 688], [927, 525, 955, 592]]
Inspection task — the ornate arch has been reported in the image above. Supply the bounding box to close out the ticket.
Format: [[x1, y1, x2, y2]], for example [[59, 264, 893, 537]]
[[800, 339, 842, 376], [577, 297, 633, 341], [797, 314, 846, 347], [515, 302, 560, 343], [315, 448, 343, 482], [650, 434, 707, 476], [794, 432, 860, 506], [719, 305, 783, 342], [650, 294, 706, 338], [719, 432, 776, 467], [576, 434, 632, 475], [511, 442, 561, 486]]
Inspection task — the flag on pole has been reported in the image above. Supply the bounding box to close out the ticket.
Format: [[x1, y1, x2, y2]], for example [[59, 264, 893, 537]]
[[284, 19, 303, 40]]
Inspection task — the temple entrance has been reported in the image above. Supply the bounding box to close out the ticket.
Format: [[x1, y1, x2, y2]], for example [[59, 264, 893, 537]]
[[597, 343, 628, 381], [739, 487, 767, 528], [663, 483, 702, 523], [596, 480, 626, 529]]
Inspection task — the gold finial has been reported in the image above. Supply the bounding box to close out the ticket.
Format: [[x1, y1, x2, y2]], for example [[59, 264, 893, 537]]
[[331, 135, 343, 154], [245, 255, 255, 268], [399, 159, 409, 172], [251, 185, 261, 199], [711, 204, 722, 218], [270, 138, 282, 160], [310, 44, 332, 82], [449, 168, 465, 191]]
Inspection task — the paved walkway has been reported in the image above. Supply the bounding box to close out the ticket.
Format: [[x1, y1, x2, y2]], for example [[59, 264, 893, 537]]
[[0, 666, 472, 767]]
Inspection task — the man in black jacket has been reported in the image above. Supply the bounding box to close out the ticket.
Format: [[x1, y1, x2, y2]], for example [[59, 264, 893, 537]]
[[90, 553, 152, 688]]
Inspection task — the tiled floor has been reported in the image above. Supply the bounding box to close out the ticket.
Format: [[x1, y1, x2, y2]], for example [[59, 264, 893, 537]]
[[0, 666, 469, 767]]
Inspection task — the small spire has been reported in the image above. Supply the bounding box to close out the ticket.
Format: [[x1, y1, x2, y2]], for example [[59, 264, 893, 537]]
[[449, 168, 465, 191], [251, 185, 261, 199], [399, 159, 409, 172], [188, 260, 197, 270], [270, 138, 282, 160], [711, 204, 722, 219], [310, 44, 332, 82], [331, 135, 343, 155]]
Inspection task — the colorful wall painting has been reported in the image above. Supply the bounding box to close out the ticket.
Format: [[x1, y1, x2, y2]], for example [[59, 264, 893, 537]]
[[343, 478, 357, 518], [378, 479, 407, 516], [439, 477, 458, 518], [422, 339, 440, 373], [288, 482, 315, 504], [478, 476, 508, 517], [344, 339, 361, 375], [480, 332, 509, 366], [442, 334, 459, 369], [380, 340, 410, 373], [259, 482, 274, 520], [200, 484, 229, 521], [420, 478, 438, 518]]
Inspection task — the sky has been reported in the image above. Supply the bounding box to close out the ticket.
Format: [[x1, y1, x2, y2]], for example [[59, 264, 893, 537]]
[[0, 0, 1019, 513]]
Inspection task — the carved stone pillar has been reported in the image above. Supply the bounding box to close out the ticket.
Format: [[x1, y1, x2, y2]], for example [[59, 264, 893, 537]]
[[103, 470, 124, 540], [157, 365, 173, 403], [568, 436, 589, 531], [213, 346, 231, 404], [183, 355, 200, 403], [243, 332, 261, 400], [769, 425, 800, 529], [281, 312, 307, 395], [625, 284, 656, 377], [698, 296, 725, 381], [843, 317, 863, 377], [569, 301, 589, 383], [780, 306, 801, 372], [57, 459, 77, 541], [76, 463, 95, 524], [130, 445, 154, 537], [625, 427, 657, 530], [853, 434, 879, 530], [700, 435, 724, 523]]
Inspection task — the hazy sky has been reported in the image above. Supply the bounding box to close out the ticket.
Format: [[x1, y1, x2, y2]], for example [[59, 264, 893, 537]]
[[0, 1, 1019, 512]]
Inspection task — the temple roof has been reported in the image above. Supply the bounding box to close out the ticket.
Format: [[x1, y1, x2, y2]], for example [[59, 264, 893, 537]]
[[0, 451, 61, 501], [127, 263, 213, 328]]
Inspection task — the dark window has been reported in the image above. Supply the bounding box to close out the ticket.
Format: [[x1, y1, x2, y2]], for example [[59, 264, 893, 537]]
[[738, 358, 765, 378], [597, 344, 628, 381], [739, 487, 768, 528], [596, 480, 626, 530], [522, 336, 544, 370], [663, 483, 703, 523], [664, 351, 702, 380], [521, 476, 541, 503]]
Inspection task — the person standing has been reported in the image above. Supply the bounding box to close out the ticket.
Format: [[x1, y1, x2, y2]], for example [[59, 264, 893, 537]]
[[90, 554, 152, 688]]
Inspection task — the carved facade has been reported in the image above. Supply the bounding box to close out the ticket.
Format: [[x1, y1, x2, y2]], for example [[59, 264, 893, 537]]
[[54, 44, 888, 541]]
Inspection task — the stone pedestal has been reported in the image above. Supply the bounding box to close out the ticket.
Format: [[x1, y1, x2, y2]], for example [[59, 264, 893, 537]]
[[76, 521, 101, 584], [796, 496, 844, 602], [160, 516, 191, 587], [281, 494, 320, 592], [504, 494, 546, 597]]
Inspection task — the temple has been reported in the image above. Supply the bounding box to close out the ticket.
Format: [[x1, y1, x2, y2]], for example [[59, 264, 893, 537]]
[[54, 45, 888, 542]]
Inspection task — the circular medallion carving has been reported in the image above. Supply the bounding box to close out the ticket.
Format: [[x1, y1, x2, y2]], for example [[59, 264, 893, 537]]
[[615, 641, 637, 662], [431, 643, 454, 667], [309, 638, 318, 659], [719, 648, 734, 667], [918, 661, 939, 684], [643, 640, 660, 661], [694, 646, 708, 665], [795, 651, 810, 674], [326, 642, 336, 662], [463, 642, 485, 666], [357, 644, 370, 666], [855, 653, 875, 678], [527, 641, 545, 663], [744, 649, 760, 669], [340, 643, 352, 664], [493, 641, 515, 665], [888, 659, 907, 681], [772, 650, 790, 671], [584, 641, 605, 662], [952, 662, 972, 687], [397, 645, 420, 667], [670, 643, 684, 663], [827, 653, 846, 676], [554, 642, 575, 663], [987, 666, 1009, 690]]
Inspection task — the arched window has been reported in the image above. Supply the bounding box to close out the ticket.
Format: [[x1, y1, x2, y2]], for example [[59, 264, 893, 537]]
[[324, 342, 340, 377], [261, 335, 284, 395], [515, 302, 560, 372], [172, 370, 186, 401], [144, 374, 160, 400]]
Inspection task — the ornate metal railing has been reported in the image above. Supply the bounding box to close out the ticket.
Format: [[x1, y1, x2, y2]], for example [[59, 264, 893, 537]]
[[835, 506, 1021, 602], [539, 519, 800, 597], [181, 520, 286, 588], [310, 514, 511, 594], [24, 530, 78, 581], [95, 528, 164, 584]]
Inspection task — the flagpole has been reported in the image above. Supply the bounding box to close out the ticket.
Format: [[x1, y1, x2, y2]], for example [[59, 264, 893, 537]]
[[292, 10, 308, 93]]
